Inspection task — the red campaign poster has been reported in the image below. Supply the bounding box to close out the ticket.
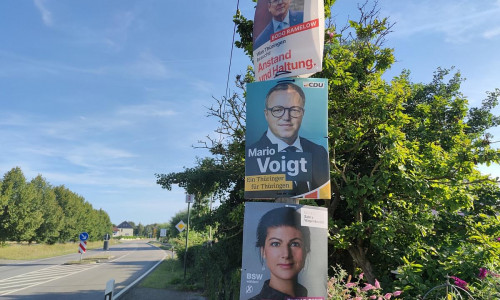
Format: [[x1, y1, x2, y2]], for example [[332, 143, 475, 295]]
[[253, 0, 324, 81]]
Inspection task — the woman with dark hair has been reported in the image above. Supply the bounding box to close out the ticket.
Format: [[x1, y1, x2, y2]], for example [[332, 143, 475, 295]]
[[249, 206, 310, 300]]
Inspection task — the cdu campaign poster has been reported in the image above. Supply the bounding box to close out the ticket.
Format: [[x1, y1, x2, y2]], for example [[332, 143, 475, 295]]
[[240, 202, 328, 300], [245, 78, 330, 199], [253, 0, 324, 81]]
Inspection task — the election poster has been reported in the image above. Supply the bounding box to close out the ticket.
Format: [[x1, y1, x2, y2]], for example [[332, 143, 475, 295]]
[[253, 0, 324, 81], [245, 78, 330, 199], [240, 202, 328, 300]]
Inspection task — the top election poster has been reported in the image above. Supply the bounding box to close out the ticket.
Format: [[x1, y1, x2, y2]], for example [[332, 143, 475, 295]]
[[253, 0, 324, 81], [239, 202, 328, 300], [245, 78, 331, 200]]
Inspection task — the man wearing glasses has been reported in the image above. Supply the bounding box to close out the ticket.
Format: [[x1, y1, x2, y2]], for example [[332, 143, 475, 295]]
[[246, 82, 329, 197], [253, 0, 304, 50]]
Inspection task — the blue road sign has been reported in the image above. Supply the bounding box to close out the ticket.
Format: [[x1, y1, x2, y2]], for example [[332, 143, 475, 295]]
[[79, 232, 89, 241]]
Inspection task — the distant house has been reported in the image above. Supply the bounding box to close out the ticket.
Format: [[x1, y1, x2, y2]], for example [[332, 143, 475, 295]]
[[114, 221, 134, 237]]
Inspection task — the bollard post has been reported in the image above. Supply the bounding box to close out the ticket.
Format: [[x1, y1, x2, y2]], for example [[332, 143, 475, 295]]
[[104, 279, 115, 300]]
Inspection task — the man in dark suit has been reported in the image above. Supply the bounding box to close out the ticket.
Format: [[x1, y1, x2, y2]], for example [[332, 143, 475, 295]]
[[246, 82, 329, 198], [253, 0, 304, 50]]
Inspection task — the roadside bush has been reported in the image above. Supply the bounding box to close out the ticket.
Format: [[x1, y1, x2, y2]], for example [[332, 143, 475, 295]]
[[177, 244, 203, 269], [183, 236, 241, 299]]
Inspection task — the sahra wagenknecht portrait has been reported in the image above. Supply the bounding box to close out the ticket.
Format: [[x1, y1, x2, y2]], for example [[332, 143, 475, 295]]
[[244, 78, 330, 199], [239, 202, 328, 300]]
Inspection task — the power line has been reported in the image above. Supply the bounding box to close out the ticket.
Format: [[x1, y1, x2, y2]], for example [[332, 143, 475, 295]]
[[225, 0, 241, 99]]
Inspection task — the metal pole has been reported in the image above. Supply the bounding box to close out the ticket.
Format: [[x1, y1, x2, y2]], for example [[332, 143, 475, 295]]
[[209, 195, 213, 240], [183, 201, 191, 279]]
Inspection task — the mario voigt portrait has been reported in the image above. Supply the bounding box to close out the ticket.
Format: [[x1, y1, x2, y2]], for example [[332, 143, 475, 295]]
[[244, 78, 330, 199]]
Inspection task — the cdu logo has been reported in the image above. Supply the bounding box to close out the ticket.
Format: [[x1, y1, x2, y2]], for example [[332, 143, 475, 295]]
[[302, 81, 324, 88]]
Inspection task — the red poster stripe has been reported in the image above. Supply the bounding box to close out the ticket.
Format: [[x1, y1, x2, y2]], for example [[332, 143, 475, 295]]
[[78, 241, 87, 253], [270, 19, 319, 42]]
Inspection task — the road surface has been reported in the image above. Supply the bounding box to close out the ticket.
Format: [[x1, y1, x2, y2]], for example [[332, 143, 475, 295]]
[[0, 239, 166, 300]]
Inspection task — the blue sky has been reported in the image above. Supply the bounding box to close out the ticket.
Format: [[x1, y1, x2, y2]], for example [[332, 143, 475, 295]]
[[1, 0, 499, 226]]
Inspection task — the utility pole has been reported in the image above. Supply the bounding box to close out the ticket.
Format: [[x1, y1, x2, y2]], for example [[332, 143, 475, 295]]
[[184, 194, 194, 279]]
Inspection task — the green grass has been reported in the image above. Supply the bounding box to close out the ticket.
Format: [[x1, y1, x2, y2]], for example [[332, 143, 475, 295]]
[[139, 258, 185, 289], [0, 240, 120, 260], [138, 250, 203, 292]]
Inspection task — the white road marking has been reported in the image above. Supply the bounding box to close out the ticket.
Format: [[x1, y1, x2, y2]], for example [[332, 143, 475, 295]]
[[0, 242, 164, 297], [0, 263, 101, 296]]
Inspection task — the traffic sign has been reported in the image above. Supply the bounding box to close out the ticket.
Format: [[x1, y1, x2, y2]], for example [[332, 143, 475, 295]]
[[79, 240, 87, 253], [160, 228, 167, 237], [175, 220, 186, 232], [79, 232, 89, 241], [185, 194, 195, 203]]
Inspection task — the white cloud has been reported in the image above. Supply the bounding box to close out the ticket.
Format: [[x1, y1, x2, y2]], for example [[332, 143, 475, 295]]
[[483, 27, 500, 39], [189, 79, 215, 94], [111, 11, 136, 34], [0, 50, 171, 80], [383, 0, 500, 43], [0, 112, 30, 126], [63, 143, 136, 167], [99, 10, 139, 51], [117, 102, 177, 117], [0, 50, 106, 78], [128, 52, 170, 79], [34, 0, 53, 27], [40, 169, 156, 188]]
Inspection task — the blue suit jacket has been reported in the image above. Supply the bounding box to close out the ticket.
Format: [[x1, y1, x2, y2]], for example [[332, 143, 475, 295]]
[[245, 133, 329, 198], [253, 10, 304, 50]]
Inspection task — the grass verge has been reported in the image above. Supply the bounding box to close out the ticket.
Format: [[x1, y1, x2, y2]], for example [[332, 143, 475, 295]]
[[0, 240, 120, 260], [138, 258, 203, 292]]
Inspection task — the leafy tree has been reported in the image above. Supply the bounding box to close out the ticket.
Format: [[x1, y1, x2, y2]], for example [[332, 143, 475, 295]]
[[50, 188, 112, 243], [135, 222, 145, 236], [53, 185, 79, 242], [0, 167, 43, 242], [321, 2, 499, 295], [30, 175, 64, 244], [82, 202, 99, 240], [143, 224, 156, 238], [0, 168, 112, 244], [95, 208, 113, 239]]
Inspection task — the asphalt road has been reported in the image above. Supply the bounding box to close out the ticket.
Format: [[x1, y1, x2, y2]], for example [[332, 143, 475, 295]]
[[0, 239, 166, 300]]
